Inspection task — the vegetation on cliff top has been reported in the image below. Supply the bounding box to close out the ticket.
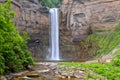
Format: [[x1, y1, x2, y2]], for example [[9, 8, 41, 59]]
[[0, 0, 34, 75], [39, 0, 62, 8]]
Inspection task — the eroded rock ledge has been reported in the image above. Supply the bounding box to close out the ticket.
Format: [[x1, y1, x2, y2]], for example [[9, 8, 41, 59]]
[[61, 0, 120, 41]]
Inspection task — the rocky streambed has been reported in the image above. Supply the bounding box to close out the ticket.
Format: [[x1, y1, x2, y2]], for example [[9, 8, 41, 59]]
[[0, 62, 108, 80]]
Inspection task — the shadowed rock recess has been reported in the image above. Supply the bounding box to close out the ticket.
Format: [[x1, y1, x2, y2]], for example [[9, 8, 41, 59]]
[[1, 0, 120, 61]]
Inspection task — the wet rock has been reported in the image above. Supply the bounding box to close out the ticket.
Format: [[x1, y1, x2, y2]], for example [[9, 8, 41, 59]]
[[42, 74, 57, 80], [2, 62, 96, 80], [57, 66, 75, 78], [6, 71, 28, 80], [21, 76, 31, 80], [49, 65, 56, 70], [54, 70, 59, 74], [0, 76, 7, 80], [27, 73, 39, 77], [73, 69, 87, 79], [56, 74, 66, 79], [48, 64, 57, 70], [37, 69, 50, 73], [80, 68, 86, 71], [37, 62, 58, 66]]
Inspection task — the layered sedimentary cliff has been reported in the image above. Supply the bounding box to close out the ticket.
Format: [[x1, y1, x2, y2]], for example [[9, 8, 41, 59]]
[[9, 0, 49, 60], [61, 0, 120, 41]]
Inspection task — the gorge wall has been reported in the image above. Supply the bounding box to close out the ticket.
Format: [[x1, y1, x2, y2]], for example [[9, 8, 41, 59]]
[[8, 0, 49, 60], [60, 0, 120, 60], [1, 0, 120, 61], [61, 0, 120, 42]]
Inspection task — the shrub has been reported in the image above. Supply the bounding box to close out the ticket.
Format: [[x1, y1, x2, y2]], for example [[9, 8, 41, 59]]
[[0, 54, 5, 75], [0, 0, 34, 75], [113, 49, 120, 59], [112, 59, 120, 66], [39, 0, 62, 8], [80, 24, 120, 57]]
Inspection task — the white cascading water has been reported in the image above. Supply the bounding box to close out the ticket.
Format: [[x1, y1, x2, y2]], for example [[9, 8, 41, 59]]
[[49, 8, 60, 60]]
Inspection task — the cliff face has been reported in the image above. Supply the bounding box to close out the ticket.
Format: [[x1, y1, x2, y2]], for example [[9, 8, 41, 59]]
[[59, 0, 120, 60], [61, 0, 120, 41], [10, 0, 50, 60], [1, 0, 120, 61]]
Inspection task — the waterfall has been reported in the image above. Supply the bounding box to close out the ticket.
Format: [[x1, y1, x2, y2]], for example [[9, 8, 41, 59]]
[[49, 8, 60, 60]]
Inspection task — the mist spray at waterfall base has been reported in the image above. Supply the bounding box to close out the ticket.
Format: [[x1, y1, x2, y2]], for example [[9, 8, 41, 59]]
[[47, 8, 60, 61]]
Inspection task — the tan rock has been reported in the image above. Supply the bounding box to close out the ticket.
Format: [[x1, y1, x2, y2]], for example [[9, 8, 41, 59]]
[[0, 76, 7, 80], [61, 0, 120, 41], [73, 69, 87, 79]]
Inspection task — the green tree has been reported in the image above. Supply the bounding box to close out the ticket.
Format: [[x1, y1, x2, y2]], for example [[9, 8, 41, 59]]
[[39, 0, 62, 8], [0, 0, 34, 75]]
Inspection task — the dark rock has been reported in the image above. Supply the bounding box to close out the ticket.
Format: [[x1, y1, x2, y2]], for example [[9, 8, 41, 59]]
[[27, 73, 39, 77], [29, 0, 39, 4]]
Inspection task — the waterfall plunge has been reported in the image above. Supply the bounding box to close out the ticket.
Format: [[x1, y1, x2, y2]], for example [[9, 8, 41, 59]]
[[49, 8, 60, 60]]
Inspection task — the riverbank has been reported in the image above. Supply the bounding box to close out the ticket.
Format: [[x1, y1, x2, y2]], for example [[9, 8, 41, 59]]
[[1, 60, 119, 80]]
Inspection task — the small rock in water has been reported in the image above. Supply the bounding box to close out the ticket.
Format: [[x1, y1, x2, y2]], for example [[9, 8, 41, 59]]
[[21, 76, 31, 80], [37, 69, 50, 73]]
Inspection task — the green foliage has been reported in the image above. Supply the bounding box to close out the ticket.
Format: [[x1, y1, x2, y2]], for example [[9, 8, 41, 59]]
[[80, 24, 120, 57], [21, 31, 30, 43], [39, 0, 62, 8], [59, 25, 120, 79], [112, 59, 120, 66], [113, 49, 120, 59], [0, 54, 5, 75], [112, 49, 120, 66], [59, 62, 120, 79], [0, 0, 34, 75]]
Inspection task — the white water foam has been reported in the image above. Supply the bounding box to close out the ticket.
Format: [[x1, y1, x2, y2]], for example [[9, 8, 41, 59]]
[[49, 8, 60, 60]]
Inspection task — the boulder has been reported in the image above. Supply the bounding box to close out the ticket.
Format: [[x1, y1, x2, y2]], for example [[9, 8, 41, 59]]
[[0, 76, 7, 80], [73, 69, 87, 79]]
